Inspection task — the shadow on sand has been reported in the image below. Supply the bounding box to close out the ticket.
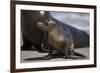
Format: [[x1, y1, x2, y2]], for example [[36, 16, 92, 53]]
[[24, 54, 87, 61]]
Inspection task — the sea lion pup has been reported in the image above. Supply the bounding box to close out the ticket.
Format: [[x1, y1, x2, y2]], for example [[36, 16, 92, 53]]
[[47, 20, 75, 59], [37, 20, 86, 59]]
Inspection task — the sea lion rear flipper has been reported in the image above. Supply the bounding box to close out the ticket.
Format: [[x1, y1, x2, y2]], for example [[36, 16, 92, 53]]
[[73, 51, 87, 58]]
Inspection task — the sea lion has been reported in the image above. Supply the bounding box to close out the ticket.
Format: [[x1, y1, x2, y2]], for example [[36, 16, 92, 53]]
[[21, 10, 49, 52], [37, 20, 86, 59], [47, 20, 74, 58]]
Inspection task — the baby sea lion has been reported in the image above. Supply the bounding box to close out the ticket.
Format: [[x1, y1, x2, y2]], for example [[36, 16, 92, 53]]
[[37, 20, 86, 60], [45, 20, 74, 59]]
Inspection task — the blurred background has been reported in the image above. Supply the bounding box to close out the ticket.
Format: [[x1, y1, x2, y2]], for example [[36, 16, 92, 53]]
[[50, 11, 89, 33]]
